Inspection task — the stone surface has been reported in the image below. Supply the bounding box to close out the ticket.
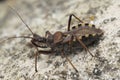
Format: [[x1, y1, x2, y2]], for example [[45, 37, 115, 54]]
[[0, 0, 120, 80]]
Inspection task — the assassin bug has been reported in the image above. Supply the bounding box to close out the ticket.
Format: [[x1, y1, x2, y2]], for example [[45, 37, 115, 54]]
[[0, 6, 103, 72], [32, 13, 103, 72]]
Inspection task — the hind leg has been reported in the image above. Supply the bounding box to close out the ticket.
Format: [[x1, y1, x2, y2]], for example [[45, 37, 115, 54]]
[[67, 14, 84, 31]]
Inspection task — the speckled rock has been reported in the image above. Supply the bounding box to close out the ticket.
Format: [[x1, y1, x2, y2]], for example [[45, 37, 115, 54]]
[[0, 0, 120, 80]]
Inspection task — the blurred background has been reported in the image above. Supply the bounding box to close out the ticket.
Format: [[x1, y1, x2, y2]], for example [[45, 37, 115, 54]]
[[0, 0, 110, 32]]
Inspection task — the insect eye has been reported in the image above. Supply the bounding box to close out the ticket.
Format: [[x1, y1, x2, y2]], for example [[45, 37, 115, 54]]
[[78, 23, 82, 27]]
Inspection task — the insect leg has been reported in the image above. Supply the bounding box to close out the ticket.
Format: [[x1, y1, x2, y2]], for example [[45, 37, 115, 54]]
[[68, 14, 84, 31], [32, 46, 39, 72], [61, 44, 78, 72], [62, 35, 73, 53], [75, 35, 94, 57], [35, 48, 53, 72], [45, 31, 53, 38], [69, 35, 73, 54]]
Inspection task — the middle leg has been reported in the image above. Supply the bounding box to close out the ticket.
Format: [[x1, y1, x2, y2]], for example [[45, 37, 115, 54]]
[[61, 44, 78, 72], [74, 35, 94, 57]]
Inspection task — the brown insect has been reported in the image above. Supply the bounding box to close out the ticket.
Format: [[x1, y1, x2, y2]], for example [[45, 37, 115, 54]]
[[0, 6, 103, 72], [43, 14, 103, 72]]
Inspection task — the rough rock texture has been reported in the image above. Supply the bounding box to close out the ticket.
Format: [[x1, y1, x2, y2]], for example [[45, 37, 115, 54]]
[[0, 0, 120, 80]]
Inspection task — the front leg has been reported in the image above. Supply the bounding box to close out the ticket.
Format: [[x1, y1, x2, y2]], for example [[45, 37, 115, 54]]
[[45, 31, 53, 42], [35, 49, 53, 72], [45, 31, 53, 38], [31, 39, 54, 72]]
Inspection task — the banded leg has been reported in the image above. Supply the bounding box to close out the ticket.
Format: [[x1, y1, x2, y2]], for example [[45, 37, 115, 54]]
[[68, 14, 84, 31]]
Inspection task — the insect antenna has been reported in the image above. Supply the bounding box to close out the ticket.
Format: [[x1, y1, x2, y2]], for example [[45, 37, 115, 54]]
[[0, 36, 33, 44], [8, 5, 34, 35], [0, 5, 35, 44]]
